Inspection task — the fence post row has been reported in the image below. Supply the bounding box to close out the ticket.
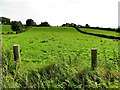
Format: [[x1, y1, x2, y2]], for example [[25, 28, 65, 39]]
[[13, 45, 21, 64], [13, 45, 97, 70], [91, 48, 97, 70]]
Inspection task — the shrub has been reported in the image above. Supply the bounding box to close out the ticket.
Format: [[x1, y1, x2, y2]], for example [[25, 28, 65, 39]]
[[10, 32, 13, 34], [26, 19, 36, 26], [11, 21, 24, 32], [0, 17, 10, 25], [7, 32, 10, 34], [39, 21, 50, 27]]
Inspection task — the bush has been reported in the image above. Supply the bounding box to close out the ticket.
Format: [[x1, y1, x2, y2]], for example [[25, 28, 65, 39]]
[[39, 21, 50, 27], [85, 24, 90, 28], [7, 32, 10, 34], [10, 32, 13, 34], [11, 21, 24, 32], [26, 19, 36, 26], [0, 17, 10, 25]]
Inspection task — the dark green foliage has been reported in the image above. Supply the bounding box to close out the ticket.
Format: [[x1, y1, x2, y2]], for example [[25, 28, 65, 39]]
[[2, 32, 4, 34], [11, 21, 24, 32], [26, 19, 36, 26], [7, 32, 10, 34], [61, 23, 77, 27], [39, 21, 50, 27], [85, 24, 90, 28], [0, 17, 10, 25], [62, 23, 70, 27]]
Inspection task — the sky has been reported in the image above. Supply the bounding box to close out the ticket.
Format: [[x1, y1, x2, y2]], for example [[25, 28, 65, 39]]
[[0, 0, 119, 28]]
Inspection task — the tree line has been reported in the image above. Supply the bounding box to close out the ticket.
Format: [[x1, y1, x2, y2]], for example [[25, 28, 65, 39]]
[[0, 17, 51, 33], [0, 17, 10, 25], [62, 23, 119, 32], [0, 17, 119, 33]]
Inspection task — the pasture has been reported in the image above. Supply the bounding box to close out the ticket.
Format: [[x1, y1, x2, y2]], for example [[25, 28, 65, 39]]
[[1, 25, 14, 33], [2, 25, 120, 88], [81, 28, 118, 37]]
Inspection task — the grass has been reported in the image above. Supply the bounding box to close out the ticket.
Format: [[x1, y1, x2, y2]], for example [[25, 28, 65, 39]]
[[0, 25, 15, 33], [0, 25, 30, 34], [2, 26, 118, 61], [80, 28, 119, 37], [2, 47, 120, 88], [2, 25, 120, 88]]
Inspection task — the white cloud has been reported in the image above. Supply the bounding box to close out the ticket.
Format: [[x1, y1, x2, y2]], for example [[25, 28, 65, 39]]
[[0, 0, 119, 27]]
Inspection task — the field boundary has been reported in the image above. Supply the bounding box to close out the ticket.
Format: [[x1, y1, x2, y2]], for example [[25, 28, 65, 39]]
[[75, 27, 120, 40], [80, 27, 117, 32]]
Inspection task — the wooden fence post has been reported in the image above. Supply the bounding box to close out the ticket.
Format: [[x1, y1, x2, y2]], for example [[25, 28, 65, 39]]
[[91, 48, 97, 70], [13, 45, 21, 64]]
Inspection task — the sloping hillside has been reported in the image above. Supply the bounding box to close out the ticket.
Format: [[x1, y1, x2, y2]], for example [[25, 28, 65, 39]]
[[2, 26, 119, 88]]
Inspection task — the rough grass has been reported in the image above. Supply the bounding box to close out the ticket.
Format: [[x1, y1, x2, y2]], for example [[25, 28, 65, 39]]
[[2, 47, 120, 88], [2, 25, 120, 88]]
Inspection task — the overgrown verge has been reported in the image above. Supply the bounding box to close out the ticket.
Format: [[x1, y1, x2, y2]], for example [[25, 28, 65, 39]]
[[2, 47, 120, 89]]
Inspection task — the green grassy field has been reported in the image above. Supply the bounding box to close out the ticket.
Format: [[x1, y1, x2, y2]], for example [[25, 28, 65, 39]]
[[0, 25, 14, 33], [2, 25, 120, 88], [81, 28, 119, 37], [2, 26, 118, 61]]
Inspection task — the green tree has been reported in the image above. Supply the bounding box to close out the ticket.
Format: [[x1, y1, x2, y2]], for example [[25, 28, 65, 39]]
[[85, 24, 90, 28], [0, 17, 10, 25], [40, 21, 50, 26], [26, 19, 36, 26], [11, 21, 23, 32]]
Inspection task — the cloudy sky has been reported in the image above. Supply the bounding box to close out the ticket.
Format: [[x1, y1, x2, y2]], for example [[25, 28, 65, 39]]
[[0, 0, 119, 28]]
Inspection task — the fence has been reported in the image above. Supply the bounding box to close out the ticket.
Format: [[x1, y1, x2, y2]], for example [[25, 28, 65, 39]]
[[13, 45, 98, 70]]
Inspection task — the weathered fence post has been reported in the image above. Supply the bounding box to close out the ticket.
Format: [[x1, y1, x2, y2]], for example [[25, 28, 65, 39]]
[[91, 48, 97, 70], [13, 45, 21, 65]]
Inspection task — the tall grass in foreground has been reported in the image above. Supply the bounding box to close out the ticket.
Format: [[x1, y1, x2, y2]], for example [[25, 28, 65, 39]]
[[2, 47, 120, 89]]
